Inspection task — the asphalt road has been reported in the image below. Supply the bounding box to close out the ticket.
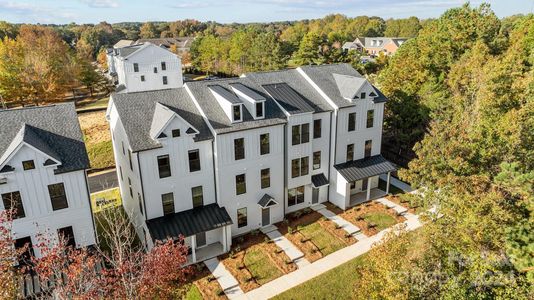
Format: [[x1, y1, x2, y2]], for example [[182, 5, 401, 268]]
[[88, 169, 118, 193]]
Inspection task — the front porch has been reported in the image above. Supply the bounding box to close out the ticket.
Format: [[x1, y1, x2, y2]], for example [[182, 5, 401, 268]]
[[186, 242, 225, 266], [350, 188, 387, 206]]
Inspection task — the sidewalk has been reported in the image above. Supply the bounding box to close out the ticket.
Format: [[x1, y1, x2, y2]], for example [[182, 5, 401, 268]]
[[261, 225, 310, 268], [236, 214, 423, 300]]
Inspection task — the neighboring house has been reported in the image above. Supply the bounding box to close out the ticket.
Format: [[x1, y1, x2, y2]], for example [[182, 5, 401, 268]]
[[113, 39, 135, 49], [107, 62, 396, 264], [342, 37, 408, 56], [106, 42, 183, 92], [135, 37, 194, 54], [0, 103, 96, 260]]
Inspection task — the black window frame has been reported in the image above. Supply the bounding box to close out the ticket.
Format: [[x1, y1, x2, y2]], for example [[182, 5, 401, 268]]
[[234, 138, 245, 160], [57, 226, 76, 248], [161, 193, 174, 215], [365, 140, 373, 158], [232, 105, 242, 122], [157, 155, 171, 178], [291, 156, 309, 178], [172, 129, 181, 137], [2, 191, 25, 219], [348, 112, 356, 132], [361, 92, 366, 99], [128, 150, 133, 170], [237, 207, 247, 228], [191, 186, 203, 208], [138, 193, 144, 215], [301, 123, 310, 144], [161, 62, 166, 70], [22, 160, 35, 170], [188, 149, 201, 172], [366, 109, 374, 128], [141, 75, 145, 82], [313, 151, 321, 170], [346, 144, 354, 162], [162, 76, 168, 85], [133, 63, 139, 72], [288, 186, 305, 207], [235, 174, 246, 195], [291, 158, 300, 178], [260, 133, 270, 155], [261, 168, 270, 189], [128, 177, 133, 197], [291, 125, 300, 145], [313, 119, 322, 139], [153, 67, 158, 73], [255, 102, 264, 118], [48, 183, 68, 211]]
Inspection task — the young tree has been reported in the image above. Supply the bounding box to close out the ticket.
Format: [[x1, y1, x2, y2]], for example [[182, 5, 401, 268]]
[[0, 210, 22, 300], [139, 22, 158, 39]]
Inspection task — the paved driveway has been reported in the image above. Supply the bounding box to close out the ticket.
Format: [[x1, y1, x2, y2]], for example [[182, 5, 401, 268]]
[[88, 169, 118, 193]]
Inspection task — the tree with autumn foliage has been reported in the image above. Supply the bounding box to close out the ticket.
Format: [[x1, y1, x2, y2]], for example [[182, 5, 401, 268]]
[[0, 210, 22, 300]]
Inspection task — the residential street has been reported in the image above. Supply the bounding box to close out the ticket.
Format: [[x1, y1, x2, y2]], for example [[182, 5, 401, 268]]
[[88, 169, 118, 193]]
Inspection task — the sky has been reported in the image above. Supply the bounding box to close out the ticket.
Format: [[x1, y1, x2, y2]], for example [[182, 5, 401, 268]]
[[0, 0, 532, 24]]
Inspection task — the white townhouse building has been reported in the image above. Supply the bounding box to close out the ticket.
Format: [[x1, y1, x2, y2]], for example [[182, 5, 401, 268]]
[[107, 62, 396, 264], [0, 103, 97, 260], [106, 42, 183, 92]]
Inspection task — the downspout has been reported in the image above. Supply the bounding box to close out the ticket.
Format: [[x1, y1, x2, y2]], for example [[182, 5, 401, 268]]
[[83, 171, 99, 245], [326, 111, 334, 199], [211, 138, 219, 204], [283, 123, 287, 217], [136, 153, 148, 221]]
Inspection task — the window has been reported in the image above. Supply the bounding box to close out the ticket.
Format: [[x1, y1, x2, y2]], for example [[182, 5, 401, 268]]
[[128, 150, 133, 170], [121, 141, 125, 155], [288, 186, 305, 207], [58, 226, 75, 248], [346, 144, 354, 161], [313, 119, 322, 139], [235, 174, 246, 195], [292, 124, 309, 145], [261, 168, 270, 189], [119, 166, 123, 181], [138, 193, 143, 215], [2, 191, 25, 219], [15, 237, 33, 266], [48, 183, 68, 211], [366, 109, 374, 128], [162, 76, 168, 85], [154, 67, 158, 73], [191, 186, 203, 208], [361, 92, 366, 99], [234, 138, 245, 160], [128, 177, 133, 197], [172, 129, 180, 137], [237, 208, 247, 228], [133, 63, 139, 72], [161, 62, 166, 70], [22, 160, 35, 170], [313, 151, 321, 170], [291, 156, 309, 178], [232, 105, 241, 122], [141, 75, 145, 82], [365, 140, 373, 158], [188, 150, 201, 172], [260, 133, 269, 155], [256, 102, 264, 118], [157, 155, 171, 178], [348, 113, 356, 132], [161, 193, 174, 215]]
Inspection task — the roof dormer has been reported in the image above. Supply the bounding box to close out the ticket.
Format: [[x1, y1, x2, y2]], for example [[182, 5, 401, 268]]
[[229, 83, 266, 120], [208, 85, 246, 123], [333, 73, 378, 102], [149, 102, 199, 140]]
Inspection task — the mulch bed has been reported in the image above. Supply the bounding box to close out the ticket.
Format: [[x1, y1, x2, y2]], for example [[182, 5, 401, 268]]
[[386, 194, 423, 215], [219, 231, 297, 292], [184, 263, 227, 299]]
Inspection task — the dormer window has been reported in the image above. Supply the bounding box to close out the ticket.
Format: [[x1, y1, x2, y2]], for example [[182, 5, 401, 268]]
[[232, 104, 242, 122], [172, 129, 180, 137], [22, 160, 35, 171], [360, 92, 366, 99], [255, 102, 264, 119], [133, 63, 139, 72]]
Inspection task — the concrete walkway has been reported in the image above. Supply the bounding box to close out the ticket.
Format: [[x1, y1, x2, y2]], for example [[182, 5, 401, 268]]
[[379, 174, 413, 192], [235, 214, 423, 300], [261, 225, 310, 268], [375, 197, 412, 216], [311, 205, 368, 239], [204, 257, 244, 299]]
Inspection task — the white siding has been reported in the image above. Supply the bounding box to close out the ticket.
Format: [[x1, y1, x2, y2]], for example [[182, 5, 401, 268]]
[[311, 112, 332, 204]]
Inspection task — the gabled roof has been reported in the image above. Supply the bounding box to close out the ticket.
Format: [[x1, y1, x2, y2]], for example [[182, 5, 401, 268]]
[[209, 85, 243, 104], [116, 44, 143, 58], [334, 155, 397, 182], [149, 102, 199, 140], [258, 194, 278, 208], [229, 83, 265, 102], [333, 73, 368, 100], [113, 39, 134, 49], [111, 88, 213, 152], [0, 103, 90, 174]]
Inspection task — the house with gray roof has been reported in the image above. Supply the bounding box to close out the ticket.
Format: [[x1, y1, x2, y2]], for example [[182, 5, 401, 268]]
[[0, 103, 96, 260], [342, 37, 408, 56], [107, 61, 396, 264]]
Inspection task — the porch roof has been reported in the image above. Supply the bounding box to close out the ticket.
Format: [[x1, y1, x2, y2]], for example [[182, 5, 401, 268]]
[[311, 173, 329, 188], [146, 204, 232, 241], [334, 155, 397, 182]]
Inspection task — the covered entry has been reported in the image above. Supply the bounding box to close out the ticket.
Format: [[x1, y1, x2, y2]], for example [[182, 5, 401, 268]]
[[258, 194, 278, 227], [146, 203, 233, 264], [311, 173, 329, 204]]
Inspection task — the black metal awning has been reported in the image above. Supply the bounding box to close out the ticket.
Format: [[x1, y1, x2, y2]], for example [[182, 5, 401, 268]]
[[311, 173, 329, 188], [258, 194, 277, 208], [146, 203, 232, 241], [334, 155, 397, 182]]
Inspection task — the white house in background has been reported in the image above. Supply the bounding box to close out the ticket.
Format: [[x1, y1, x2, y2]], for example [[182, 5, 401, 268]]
[[0, 103, 96, 261], [106, 42, 183, 92], [107, 62, 396, 264], [342, 37, 408, 56]]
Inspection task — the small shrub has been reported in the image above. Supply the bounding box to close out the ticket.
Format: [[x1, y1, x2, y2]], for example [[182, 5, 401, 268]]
[[246, 276, 255, 282], [356, 216, 364, 221], [207, 275, 216, 282], [354, 207, 361, 211], [238, 264, 245, 270], [275, 249, 283, 254], [237, 237, 245, 244], [297, 225, 303, 232], [285, 259, 293, 265], [367, 222, 377, 229], [334, 223, 341, 229], [311, 248, 318, 253], [320, 216, 327, 221], [344, 233, 352, 238], [293, 211, 302, 218], [288, 226, 294, 234], [251, 229, 260, 236], [303, 207, 312, 214], [300, 237, 310, 243], [216, 289, 225, 296]]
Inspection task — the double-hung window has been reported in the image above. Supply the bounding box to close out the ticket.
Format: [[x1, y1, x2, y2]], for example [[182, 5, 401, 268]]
[[346, 144, 354, 162], [162, 76, 168, 85], [157, 155, 171, 178], [313, 119, 321, 139], [288, 186, 305, 206], [291, 157, 309, 178], [260, 133, 269, 155], [237, 208, 247, 228], [313, 151, 321, 170], [133, 63, 139, 72], [161, 62, 166, 70], [261, 168, 270, 189], [48, 183, 68, 211], [1, 191, 25, 219], [191, 186, 203, 208], [365, 140, 373, 158], [188, 149, 201, 172], [348, 113, 356, 132], [161, 193, 174, 215], [366, 109, 374, 128], [234, 138, 245, 160], [235, 174, 246, 195], [292, 123, 310, 145]]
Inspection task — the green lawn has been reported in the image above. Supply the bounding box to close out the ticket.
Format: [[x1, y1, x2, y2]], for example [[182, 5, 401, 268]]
[[364, 212, 398, 231], [273, 254, 367, 300], [86, 140, 115, 170], [183, 284, 203, 300], [244, 248, 284, 285], [90, 188, 121, 213], [299, 222, 346, 256], [378, 178, 405, 195], [78, 96, 109, 110]]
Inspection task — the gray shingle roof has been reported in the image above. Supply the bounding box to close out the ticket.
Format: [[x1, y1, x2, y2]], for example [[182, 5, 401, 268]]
[[246, 69, 333, 113], [333, 73, 367, 100], [146, 203, 232, 240], [299, 64, 388, 108], [186, 78, 287, 135], [116, 44, 143, 58], [258, 194, 277, 207], [111, 88, 213, 152], [0, 103, 90, 174], [311, 173, 329, 188], [334, 155, 397, 182]]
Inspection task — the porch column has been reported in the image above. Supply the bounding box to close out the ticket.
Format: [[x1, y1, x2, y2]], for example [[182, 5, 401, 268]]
[[222, 226, 228, 252], [191, 235, 197, 263], [386, 172, 391, 194], [366, 178, 371, 201]]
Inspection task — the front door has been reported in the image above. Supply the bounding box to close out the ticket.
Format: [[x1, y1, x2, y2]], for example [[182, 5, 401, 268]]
[[262, 208, 270, 227], [312, 188, 319, 204], [195, 232, 206, 248], [362, 178, 369, 192]]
